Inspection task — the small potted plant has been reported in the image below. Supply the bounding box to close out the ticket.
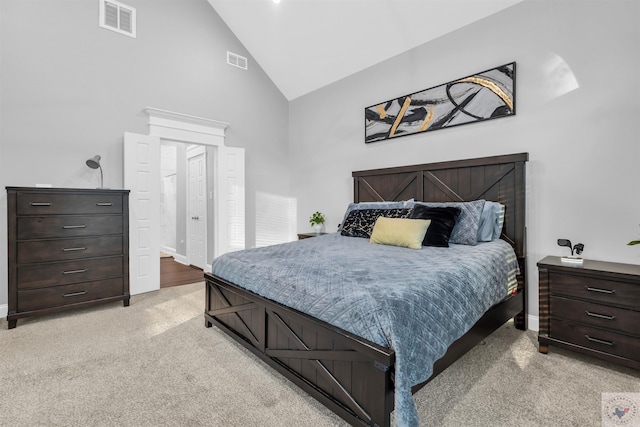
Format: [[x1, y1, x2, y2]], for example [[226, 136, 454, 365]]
[[309, 211, 325, 234]]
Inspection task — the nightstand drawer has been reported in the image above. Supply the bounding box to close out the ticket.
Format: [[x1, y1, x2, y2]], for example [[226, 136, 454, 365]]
[[549, 272, 640, 309], [17, 215, 123, 239], [17, 257, 124, 290], [17, 236, 123, 264], [16, 193, 122, 215], [17, 278, 124, 312], [550, 319, 640, 362], [550, 296, 640, 336]]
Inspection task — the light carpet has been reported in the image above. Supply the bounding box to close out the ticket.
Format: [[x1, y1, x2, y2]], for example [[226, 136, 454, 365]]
[[1, 282, 638, 426]]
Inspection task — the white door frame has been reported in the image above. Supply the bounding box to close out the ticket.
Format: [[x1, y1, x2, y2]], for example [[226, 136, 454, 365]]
[[125, 108, 243, 295], [144, 108, 232, 267], [186, 145, 207, 269]]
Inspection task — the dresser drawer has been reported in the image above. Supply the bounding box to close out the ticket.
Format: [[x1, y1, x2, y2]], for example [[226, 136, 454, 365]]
[[17, 257, 124, 290], [17, 215, 123, 239], [549, 272, 640, 310], [550, 319, 640, 362], [16, 193, 122, 215], [17, 236, 123, 264], [550, 296, 640, 336], [17, 278, 125, 312]]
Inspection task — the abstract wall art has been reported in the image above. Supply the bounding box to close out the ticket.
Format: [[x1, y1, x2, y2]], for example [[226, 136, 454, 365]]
[[365, 62, 516, 143]]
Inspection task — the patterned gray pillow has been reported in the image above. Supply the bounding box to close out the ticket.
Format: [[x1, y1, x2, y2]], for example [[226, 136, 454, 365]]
[[416, 200, 485, 245], [338, 200, 415, 232], [340, 208, 411, 238]]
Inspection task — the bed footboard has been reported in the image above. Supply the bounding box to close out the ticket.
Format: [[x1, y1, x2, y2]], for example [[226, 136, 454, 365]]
[[204, 273, 395, 427]]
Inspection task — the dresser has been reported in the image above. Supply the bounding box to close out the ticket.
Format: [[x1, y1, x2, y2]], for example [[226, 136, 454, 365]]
[[6, 187, 130, 329], [537, 256, 640, 369]]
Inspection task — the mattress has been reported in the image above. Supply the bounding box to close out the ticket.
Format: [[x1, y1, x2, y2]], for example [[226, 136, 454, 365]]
[[211, 233, 519, 426]]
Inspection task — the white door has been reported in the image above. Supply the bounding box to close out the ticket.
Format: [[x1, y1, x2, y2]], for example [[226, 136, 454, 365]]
[[123, 132, 161, 295], [187, 152, 206, 269]]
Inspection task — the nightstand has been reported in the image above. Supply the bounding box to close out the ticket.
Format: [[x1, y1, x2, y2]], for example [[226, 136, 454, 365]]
[[297, 232, 328, 240], [537, 256, 640, 369]]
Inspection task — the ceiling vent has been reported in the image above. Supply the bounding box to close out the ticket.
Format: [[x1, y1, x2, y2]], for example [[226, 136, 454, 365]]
[[227, 51, 248, 70], [99, 0, 136, 38]]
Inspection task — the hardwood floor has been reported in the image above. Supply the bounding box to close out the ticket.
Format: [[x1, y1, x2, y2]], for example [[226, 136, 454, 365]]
[[160, 257, 204, 288]]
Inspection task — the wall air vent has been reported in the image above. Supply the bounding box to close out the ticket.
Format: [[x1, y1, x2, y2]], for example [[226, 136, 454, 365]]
[[227, 51, 248, 70], [99, 0, 136, 38]]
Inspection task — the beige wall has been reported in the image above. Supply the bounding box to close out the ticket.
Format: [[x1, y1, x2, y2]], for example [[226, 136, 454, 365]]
[[289, 0, 640, 326]]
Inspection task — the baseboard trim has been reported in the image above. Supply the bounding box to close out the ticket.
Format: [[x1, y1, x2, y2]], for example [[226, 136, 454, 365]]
[[527, 314, 539, 332], [0, 304, 7, 318], [173, 254, 188, 265], [160, 246, 177, 257]]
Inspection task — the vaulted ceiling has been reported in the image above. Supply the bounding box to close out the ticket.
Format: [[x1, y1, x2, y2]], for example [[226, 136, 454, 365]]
[[207, 0, 524, 100]]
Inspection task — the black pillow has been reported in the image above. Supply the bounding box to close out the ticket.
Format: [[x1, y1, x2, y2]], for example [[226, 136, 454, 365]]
[[340, 208, 411, 238], [409, 205, 461, 247]]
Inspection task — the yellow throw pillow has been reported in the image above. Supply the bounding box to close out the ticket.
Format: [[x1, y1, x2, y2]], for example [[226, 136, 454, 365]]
[[369, 217, 431, 250]]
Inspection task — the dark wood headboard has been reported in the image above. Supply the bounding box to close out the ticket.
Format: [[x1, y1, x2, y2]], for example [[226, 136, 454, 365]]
[[352, 153, 528, 260]]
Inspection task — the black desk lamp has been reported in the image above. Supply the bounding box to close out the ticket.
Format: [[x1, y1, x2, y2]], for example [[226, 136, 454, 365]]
[[86, 155, 103, 188]]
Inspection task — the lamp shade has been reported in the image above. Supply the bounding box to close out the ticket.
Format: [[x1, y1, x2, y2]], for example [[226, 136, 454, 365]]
[[86, 155, 101, 169]]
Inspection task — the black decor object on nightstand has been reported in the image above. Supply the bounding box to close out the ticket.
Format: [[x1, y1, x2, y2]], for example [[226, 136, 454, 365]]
[[537, 256, 640, 369], [6, 187, 130, 329], [297, 232, 328, 240]]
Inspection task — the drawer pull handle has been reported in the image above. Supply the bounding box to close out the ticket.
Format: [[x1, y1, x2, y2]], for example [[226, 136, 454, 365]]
[[62, 247, 86, 252], [62, 225, 86, 229], [30, 202, 51, 206], [63, 291, 88, 297], [585, 311, 615, 320], [96, 203, 113, 206], [62, 269, 87, 275], [585, 335, 615, 346], [585, 286, 615, 295]]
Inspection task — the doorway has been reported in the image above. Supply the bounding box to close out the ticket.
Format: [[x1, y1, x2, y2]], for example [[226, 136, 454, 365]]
[[124, 107, 245, 296], [158, 142, 207, 287], [160, 142, 208, 267]]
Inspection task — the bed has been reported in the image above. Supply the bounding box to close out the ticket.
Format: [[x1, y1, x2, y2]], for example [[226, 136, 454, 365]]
[[204, 153, 528, 426]]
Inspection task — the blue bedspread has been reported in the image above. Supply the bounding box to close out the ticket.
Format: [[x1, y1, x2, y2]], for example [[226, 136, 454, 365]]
[[211, 233, 519, 426]]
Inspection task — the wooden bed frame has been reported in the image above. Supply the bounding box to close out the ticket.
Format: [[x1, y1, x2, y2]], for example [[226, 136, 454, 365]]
[[204, 152, 528, 427]]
